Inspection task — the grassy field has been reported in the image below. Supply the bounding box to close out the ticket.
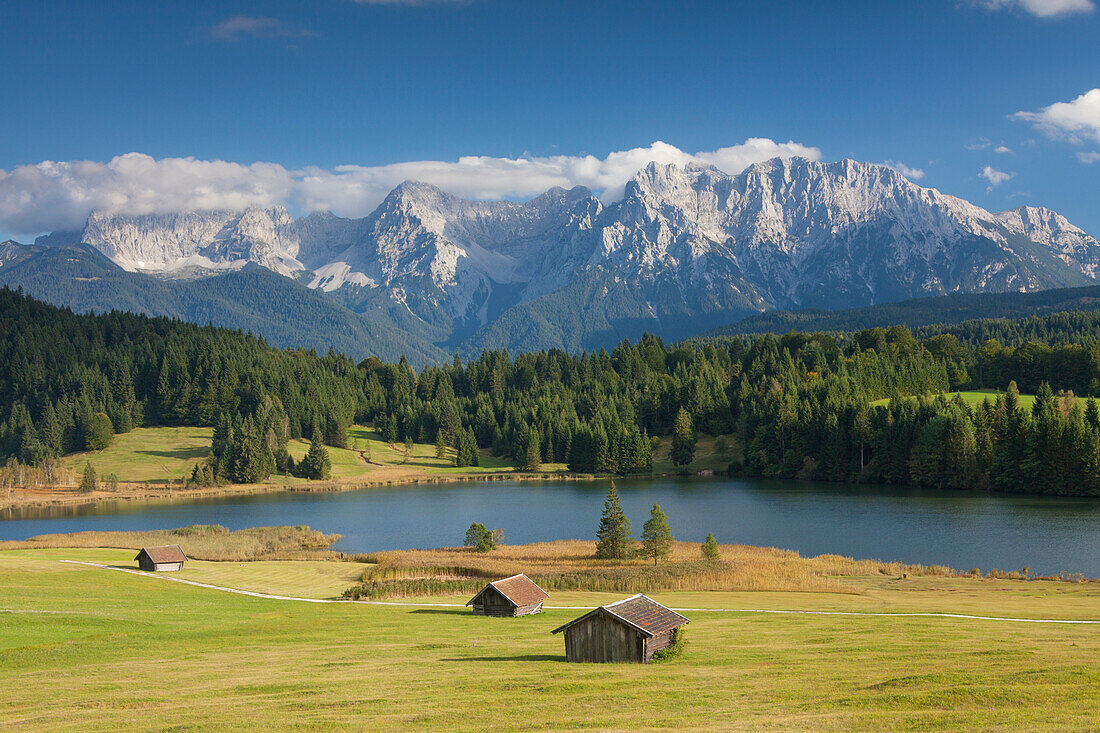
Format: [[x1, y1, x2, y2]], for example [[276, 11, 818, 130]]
[[3, 525, 341, 561], [61, 425, 539, 486], [871, 389, 1043, 409], [42, 423, 742, 497], [285, 426, 539, 478], [651, 433, 737, 474], [59, 426, 213, 484], [1, 546, 1098, 731]]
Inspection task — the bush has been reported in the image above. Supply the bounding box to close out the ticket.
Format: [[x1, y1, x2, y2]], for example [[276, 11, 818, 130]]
[[84, 412, 114, 451], [464, 522, 501, 553], [652, 628, 686, 662]]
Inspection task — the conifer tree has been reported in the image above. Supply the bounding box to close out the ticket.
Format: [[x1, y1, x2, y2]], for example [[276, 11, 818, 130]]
[[701, 532, 720, 560], [521, 427, 542, 471], [670, 407, 696, 469], [435, 428, 447, 459], [641, 503, 674, 565], [595, 482, 632, 559], [301, 429, 332, 480], [79, 461, 97, 493]]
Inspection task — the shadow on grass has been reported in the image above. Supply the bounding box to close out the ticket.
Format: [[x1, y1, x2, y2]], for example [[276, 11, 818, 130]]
[[135, 447, 210, 460], [442, 654, 565, 663], [410, 608, 469, 616]]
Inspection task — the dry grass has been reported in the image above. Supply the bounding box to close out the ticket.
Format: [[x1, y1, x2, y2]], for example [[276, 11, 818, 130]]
[[0, 524, 340, 561], [345, 539, 957, 599]]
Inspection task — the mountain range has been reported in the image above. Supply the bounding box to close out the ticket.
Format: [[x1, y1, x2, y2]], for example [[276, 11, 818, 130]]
[[4, 157, 1098, 365]]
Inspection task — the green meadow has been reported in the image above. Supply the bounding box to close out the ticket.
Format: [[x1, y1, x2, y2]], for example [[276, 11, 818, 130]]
[[51, 424, 743, 488], [1, 547, 1098, 731], [870, 389, 1054, 410], [58, 425, 546, 486]]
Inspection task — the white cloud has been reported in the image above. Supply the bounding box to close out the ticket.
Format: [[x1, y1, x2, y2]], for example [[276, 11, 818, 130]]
[[209, 16, 318, 41], [1014, 89, 1100, 144], [1079, 151, 1100, 163], [0, 154, 295, 234], [882, 160, 926, 180], [0, 139, 821, 236], [981, 165, 1014, 189], [994, 145, 1012, 154], [970, 0, 1095, 17]]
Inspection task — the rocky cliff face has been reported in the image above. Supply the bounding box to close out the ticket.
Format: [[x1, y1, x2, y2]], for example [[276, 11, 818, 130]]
[[54, 158, 1099, 350], [80, 207, 305, 275], [994, 205, 1100, 278]]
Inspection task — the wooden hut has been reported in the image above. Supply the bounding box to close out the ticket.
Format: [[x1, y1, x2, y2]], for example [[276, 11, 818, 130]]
[[465, 573, 549, 617], [135, 545, 187, 572], [551, 594, 689, 663]]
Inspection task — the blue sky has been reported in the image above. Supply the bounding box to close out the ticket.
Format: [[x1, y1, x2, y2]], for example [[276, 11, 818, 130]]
[[1, 0, 1097, 238]]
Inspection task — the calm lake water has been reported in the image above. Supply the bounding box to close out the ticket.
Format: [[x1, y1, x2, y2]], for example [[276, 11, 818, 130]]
[[2, 477, 1098, 577]]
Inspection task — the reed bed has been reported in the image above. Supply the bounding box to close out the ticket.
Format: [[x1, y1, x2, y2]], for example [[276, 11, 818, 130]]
[[1, 524, 341, 561], [343, 540, 959, 599]]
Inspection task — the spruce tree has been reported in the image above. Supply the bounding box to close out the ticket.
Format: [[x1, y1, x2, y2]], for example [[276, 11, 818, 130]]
[[595, 482, 632, 559], [521, 427, 542, 471], [701, 532, 720, 561], [435, 428, 447, 459], [670, 407, 696, 469], [467, 428, 477, 467], [79, 461, 97, 493], [641, 503, 674, 565], [302, 430, 332, 480]]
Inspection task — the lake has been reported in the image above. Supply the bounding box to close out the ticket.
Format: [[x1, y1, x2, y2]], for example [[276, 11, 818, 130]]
[[2, 476, 1098, 577]]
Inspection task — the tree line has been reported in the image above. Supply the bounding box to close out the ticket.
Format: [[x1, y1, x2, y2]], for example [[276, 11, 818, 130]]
[[3, 287, 1100, 496]]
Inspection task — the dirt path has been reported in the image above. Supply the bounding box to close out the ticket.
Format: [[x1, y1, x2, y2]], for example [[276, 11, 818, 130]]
[[60, 560, 1100, 624]]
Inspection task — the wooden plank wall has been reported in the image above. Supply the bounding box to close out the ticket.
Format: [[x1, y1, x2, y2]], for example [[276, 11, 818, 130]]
[[563, 613, 643, 663]]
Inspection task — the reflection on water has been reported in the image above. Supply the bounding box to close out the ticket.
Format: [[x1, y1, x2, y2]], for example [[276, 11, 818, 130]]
[[2, 476, 1098, 577]]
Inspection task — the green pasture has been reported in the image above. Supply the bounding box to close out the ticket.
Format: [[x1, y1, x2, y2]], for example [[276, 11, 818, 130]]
[[1, 548, 1097, 731]]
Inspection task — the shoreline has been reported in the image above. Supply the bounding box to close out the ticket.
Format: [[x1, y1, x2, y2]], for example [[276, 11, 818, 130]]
[[0, 466, 635, 516]]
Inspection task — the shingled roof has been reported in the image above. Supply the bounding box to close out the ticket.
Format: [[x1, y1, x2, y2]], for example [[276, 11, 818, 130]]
[[135, 545, 187, 564], [551, 594, 689, 637], [466, 574, 549, 608]]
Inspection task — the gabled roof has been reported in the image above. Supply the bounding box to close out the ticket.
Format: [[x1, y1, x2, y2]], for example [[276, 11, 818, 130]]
[[551, 594, 689, 637], [466, 573, 549, 607], [135, 545, 187, 564]]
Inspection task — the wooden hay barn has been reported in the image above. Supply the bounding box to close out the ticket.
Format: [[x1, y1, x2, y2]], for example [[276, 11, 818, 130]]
[[551, 594, 689, 663], [135, 545, 187, 572], [466, 573, 549, 617]]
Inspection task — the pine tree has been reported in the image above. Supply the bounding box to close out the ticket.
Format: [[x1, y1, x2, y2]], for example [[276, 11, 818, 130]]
[[79, 461, 97, 493], [301, 429, 332, 480], [670, 407, 696, 469], [521, 427, 542, 471], [435, 428, 447, 459], [701, 532, 720, 560], [595, 482, 633, 559], [641, 503, 674, 565]]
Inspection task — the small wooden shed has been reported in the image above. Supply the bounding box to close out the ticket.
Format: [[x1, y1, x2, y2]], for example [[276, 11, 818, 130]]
[[466, 573, 549, 617], [551, 593, 689, 663], [135, 545, 187, 572]]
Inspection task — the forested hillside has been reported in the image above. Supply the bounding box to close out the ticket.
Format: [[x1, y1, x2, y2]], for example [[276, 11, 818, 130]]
[[699, 283, 1100, 338], [3, 287, 1100, 496], [0, 244, 446, 366]]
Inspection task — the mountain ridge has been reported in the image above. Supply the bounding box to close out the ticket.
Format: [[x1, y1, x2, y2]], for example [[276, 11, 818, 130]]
[[16, 157, 1100, 358]]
